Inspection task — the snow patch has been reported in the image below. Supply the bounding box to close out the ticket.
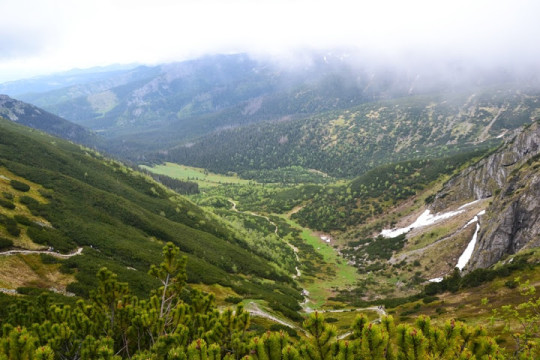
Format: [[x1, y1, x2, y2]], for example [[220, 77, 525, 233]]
[[456, 221, 480, 270], [381, 209, 464, 238], [320, 235, 331, 243], [464, 216, 478, 228], [463, 209, 486, 228]]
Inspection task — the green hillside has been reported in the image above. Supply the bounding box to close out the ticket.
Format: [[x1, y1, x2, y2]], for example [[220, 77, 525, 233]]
[[14, 53, 521, 160], [1, 56, 540, 359], [160, 88, 537, 179], [290, 148, 492, 232], [0, 118, 301, 314]]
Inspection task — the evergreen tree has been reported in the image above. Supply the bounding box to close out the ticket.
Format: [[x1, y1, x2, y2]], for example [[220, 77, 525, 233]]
[[148, 242, 188, 333], [0, 241, 537, 359], [300, 312, 336, 360], [360, 323, 389, 360]]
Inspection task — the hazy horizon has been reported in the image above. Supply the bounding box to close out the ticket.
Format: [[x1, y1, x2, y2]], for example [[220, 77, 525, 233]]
[[1, 0, 540, 83]]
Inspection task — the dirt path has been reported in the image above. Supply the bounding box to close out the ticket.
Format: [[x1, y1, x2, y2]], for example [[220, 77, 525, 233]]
[[0, 247, 83, 258], [477, 107, 506, 143], [246, 301, 387, 339], [332, 306, 388, 340], [228, 199, 279, 234], [286, 205, 305, 217], [0, 288, 17, 295], [245, 301, 307, 335], [321, 306, 387, 317]]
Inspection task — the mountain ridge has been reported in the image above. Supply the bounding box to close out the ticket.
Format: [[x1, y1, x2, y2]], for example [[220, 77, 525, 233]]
[[0, 94, 99, 147], [11, 53, 537, 158], [431, 121, 540, 270], [156, 87, 539, 179]]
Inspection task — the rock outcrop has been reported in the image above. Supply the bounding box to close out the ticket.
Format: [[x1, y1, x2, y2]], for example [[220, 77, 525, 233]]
[[469, 161, 540, 269], [431, 121, 540, 270]]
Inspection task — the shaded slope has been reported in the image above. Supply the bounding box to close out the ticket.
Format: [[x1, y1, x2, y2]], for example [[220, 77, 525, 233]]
[[0, 94, 98, 147], [14, 53, 508, 157]]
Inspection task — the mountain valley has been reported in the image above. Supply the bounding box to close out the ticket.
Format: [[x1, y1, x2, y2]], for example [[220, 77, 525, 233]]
[[0, 54, 539, 358]]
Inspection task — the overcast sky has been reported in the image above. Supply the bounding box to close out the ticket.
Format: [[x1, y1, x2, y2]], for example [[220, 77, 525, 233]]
[[1, 0, 539, 82]]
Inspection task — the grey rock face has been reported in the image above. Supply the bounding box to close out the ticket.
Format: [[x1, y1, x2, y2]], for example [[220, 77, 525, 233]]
[[469, 172, 540, 269], [432, 122, 540, 270]]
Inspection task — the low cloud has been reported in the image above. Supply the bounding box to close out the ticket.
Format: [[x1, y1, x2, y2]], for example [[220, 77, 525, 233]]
[[1, 0, 540, 82]]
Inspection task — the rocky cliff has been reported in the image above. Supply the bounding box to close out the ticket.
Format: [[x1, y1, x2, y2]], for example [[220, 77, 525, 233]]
[[432, 121, 540, 270]]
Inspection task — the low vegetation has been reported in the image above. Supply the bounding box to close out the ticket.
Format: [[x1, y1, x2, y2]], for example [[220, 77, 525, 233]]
[[0, 118, 301, 317], [0, 243, 537, 359], [292, 148, 491, 232]]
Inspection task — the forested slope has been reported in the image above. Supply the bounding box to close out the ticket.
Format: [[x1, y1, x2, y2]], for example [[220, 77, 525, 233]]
[[0, 118, 300, 312], [160, 88, 538, 179]]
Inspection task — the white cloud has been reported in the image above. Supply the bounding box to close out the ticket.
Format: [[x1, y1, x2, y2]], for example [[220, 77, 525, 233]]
[[1, 0, 539, 82]]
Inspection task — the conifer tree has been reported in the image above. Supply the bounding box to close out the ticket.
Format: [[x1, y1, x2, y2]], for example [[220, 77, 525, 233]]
[[33, 346, 55, 360], [380, 316, 396, 360], [396, 324, 427, 360], [350, 314, 368, 341], [148, 242, 188, 334], [1, 240, 538, 359], [211, 305, 250, 357], [186, 338, 221, 360], [79, 335, 121, 360], [334, 340, 356, 360], [90, 267, 131, 336], [281, 345, 300, 360], [248, 331, 290, 360], [360, 323, 389, 360], [1, 326, 37, 360], [300, 312, 336, 360]]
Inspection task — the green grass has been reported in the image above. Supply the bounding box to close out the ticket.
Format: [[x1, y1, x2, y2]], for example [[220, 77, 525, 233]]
[[140, 162, 254, 188], [321, 309, 380, 333], [281, 216, 359, 309]]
